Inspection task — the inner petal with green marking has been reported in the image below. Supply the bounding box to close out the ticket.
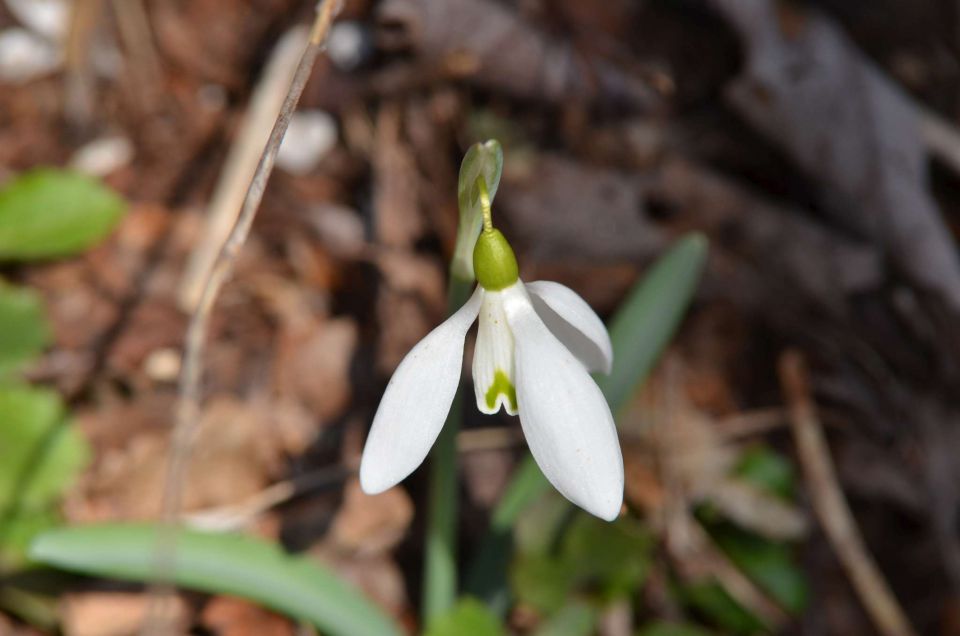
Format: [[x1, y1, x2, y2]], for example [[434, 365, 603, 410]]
[[485, 369, 517, 413], [472, 286, 519, 415]]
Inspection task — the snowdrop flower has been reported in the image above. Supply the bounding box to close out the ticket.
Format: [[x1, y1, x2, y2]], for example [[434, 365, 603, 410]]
[[360, 190, 623, 520]]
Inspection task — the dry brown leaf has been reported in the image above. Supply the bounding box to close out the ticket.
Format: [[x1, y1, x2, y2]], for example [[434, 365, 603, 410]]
[[375, 252, 445, 373], [201, 597, 293, 636], [625, 355, 808, 542], [68, 397, 314, 522], [329, 478, 413, 556], [62, 593, 187, 636], [372, 101, 423, 248], [275, 317, 358, 423]]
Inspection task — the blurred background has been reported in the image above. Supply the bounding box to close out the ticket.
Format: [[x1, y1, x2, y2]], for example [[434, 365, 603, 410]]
[[2, 0, 960, 634]]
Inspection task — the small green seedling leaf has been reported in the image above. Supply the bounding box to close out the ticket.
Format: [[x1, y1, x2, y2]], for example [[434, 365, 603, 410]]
[[562, 514, 653, 601], [0, 285, 50, 376], [29, 524, 400, 636], [0, 385, 88, 512], [733, 445, 796, 501], [0, 169, 126, 260], [532, 602, 596, 636], [512, 513, 653, 615], [0, 385, 88, 568], [680, 580, 766, 635], [425, 597, 504, 636]]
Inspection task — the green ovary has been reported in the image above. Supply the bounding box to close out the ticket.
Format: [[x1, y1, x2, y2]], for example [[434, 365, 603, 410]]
[[485, 370, 517, 412]]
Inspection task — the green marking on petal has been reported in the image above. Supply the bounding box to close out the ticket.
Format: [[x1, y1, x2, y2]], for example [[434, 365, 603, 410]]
[[484, 369, 517, 412]]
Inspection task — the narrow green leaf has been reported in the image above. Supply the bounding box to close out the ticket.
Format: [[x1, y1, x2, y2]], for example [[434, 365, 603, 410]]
[[0, 169, 126, 260], [0, 385, 88, 512], [466, 234, 708, 603], [425, 597, 504, 636], [29, 524, 400, 636], [596, 233, 709, 411], [532, 602, 596, 636], [0, 284, 50, 376]]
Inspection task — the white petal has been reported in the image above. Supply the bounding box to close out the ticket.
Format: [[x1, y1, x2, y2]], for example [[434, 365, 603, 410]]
[[526, 281, 613, 374], [472, 289, 518, 415], [359, 287, 482, 494], [503, 284, 624, 520]]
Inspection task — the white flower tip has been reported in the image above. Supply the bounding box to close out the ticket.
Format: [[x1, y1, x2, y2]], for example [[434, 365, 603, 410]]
[[358, 459, 394, 495], [588, 489, 624, 522], [563, 466, 624, 521]]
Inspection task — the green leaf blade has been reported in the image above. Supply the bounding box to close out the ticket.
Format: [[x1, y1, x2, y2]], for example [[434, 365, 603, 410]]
[[29, 524, 400, 636], [425, 597, 504, 636], [0, 385, 88, 512], [596, 233, 708, 411], [0, 169, 126, 260], [0, 285, 50, 376]]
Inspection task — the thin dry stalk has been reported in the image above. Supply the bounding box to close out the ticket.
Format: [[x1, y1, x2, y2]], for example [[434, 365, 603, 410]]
[[779, 350, 917, 636], [140, 3, 340, 634], [110, 0, 163, 112], [64, 0, 104, 127], [177, 25, 312, 311]]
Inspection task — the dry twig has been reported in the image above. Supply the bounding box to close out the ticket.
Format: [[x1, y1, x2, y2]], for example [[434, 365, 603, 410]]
[[110, 0, 163, 112], [140, 3, 341, 634], [779, 350, 917, 636], [177, 25, 312, 311], [64, 0, 104, 127]]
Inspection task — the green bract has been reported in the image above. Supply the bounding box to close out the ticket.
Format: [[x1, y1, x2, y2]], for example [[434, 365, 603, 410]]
[[454, 140, 503, 281], [473, 229, 518, 291]]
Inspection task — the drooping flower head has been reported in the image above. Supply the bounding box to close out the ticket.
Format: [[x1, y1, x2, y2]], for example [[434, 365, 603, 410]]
[[360, 158, 623, 520]]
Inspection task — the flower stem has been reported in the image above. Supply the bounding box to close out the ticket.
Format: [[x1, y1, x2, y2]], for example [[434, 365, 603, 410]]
[[422, 273, 473, 625], [477, 175, 493, 232]]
